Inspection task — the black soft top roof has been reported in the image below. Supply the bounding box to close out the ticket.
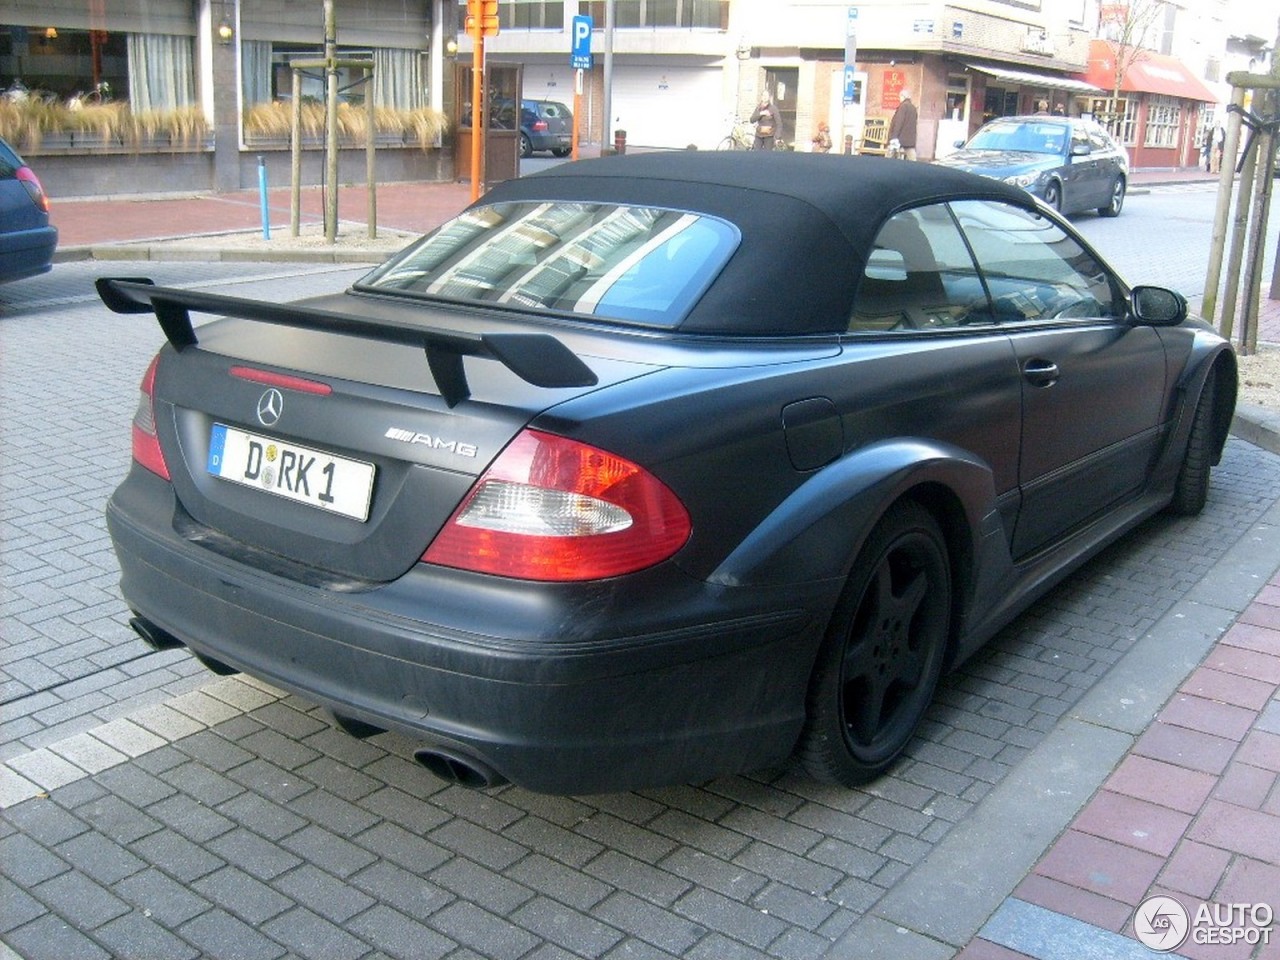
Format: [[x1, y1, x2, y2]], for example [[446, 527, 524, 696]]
[[480, 151, 1034, 335]]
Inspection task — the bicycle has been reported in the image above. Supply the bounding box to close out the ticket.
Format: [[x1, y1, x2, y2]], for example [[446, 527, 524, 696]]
[[717, 118, 756, 151]]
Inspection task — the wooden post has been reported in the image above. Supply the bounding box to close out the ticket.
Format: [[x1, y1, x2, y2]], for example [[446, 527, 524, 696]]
[[1219, 125, 1259, 345], [324, 0, 339, 244], [1203, 86, 1245, 328]]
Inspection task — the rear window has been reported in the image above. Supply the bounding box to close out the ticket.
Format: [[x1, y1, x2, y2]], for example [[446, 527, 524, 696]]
[[357, 201, 740, 328]]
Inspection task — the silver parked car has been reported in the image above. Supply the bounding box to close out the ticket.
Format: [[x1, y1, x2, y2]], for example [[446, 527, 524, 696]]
[[936, 115, 1130, 218]]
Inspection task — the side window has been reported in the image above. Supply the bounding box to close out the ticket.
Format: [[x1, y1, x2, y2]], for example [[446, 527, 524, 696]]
[[849, 205, 992, 331], [1071, 125, 1090, 154], [1088, 127, 1112, 153], [949, 200, 1122, 323]]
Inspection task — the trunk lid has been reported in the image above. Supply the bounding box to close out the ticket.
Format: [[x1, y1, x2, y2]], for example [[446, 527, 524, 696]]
[[105, 280, 655, 583]]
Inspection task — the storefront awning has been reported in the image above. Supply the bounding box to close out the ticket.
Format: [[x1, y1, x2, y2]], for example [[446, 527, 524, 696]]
[[1085, 40, 1217, 102], [965, 63, 1103, 96]]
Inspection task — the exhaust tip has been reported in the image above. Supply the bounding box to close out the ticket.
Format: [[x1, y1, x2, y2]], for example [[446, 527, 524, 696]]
[[129, 616, 185, 651], [413, 748, 507, 789]]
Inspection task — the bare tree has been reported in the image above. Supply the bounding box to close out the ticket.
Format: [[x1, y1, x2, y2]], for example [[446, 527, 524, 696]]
[[1096, 0, 1165, 135]]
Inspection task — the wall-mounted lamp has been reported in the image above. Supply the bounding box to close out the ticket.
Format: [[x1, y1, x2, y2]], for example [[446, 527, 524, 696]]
[[444, 36, 459, 59], [217, 18, 234, 44], [735, 40, 751, 61], [44, 27, 58, 40]]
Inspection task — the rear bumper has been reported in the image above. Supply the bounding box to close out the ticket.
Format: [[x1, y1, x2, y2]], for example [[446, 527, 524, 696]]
[[0, 224, 57, 283], [107, 469, 832, 794]]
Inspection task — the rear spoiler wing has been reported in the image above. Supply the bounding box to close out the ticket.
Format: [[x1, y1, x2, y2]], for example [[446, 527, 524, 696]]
[[96, 277, 598, 408]]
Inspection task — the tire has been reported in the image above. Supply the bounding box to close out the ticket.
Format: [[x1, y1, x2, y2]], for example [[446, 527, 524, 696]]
[[716, 135, 737, 151], [551, 147, 571, 158], [1042, 180, 1062, 212], [1098, 177, 1126, 217], [519, 134, 533, 159], [798, 501, 952, 786], [1169, 375, 1216, 516]]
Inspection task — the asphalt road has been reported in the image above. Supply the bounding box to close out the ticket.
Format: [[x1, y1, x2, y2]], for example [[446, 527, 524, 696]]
[[1, 182, 1278, 960]]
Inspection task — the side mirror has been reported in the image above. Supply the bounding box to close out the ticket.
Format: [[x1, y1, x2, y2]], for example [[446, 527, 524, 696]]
[[1131, 285, 1187, 326], [954, 139, 966, 149], [1070, 142, 1091, 157]]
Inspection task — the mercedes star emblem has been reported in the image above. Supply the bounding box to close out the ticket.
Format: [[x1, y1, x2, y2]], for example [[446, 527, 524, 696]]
[[257, 388, 284, 427]]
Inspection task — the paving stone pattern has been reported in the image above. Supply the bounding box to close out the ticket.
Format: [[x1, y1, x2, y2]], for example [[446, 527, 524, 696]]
[[3, 262, 1280, 959]]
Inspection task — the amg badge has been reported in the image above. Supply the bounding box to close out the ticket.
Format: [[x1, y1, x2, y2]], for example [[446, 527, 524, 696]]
[[384, 427, 478, 458]]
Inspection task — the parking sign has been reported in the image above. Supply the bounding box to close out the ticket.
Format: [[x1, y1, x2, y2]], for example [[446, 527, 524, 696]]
[[571, 15, 593, 70]]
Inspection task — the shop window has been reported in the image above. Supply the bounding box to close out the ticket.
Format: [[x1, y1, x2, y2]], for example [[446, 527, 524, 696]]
[[1143, 94, 1180, 149], [1, 25, 126, 102], [1091, 96, 1135, 146]]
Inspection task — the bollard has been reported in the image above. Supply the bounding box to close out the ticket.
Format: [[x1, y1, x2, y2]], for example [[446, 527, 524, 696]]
[[257, 156, 270, 240], [614, 129, 627, 155], [844, 134, 853, 155]]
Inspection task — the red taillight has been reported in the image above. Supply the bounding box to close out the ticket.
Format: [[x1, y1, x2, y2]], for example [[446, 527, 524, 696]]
[[533, 120, 548, 132], [132, 355, 170, 480], [423, 429, 691, 581], [15, 166, 50, 214]]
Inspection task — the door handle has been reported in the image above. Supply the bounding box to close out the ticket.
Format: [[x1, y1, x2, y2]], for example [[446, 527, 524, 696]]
[[1022, 359, 1060, 387]]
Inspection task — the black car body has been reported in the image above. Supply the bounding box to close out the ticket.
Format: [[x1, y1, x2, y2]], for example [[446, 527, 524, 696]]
[[103, 152, 1236, 795], [936, 115, 1129, 218], [0, 136, 57, 283]]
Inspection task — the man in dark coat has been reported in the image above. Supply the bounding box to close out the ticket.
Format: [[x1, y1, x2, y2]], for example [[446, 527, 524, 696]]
[[888, 88, 918, 160]]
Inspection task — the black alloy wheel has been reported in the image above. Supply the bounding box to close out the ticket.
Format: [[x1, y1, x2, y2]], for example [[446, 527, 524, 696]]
[[799, 501, 952, 785], [1099, 177, 1126, 217], [1042, 180, 1062, 212]]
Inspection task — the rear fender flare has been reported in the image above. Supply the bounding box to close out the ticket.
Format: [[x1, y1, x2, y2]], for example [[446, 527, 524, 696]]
[[707, 438, 1001, 596]]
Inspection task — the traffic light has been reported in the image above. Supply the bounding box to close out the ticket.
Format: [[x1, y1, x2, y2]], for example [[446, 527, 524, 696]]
[[466, 0, 499, 37]]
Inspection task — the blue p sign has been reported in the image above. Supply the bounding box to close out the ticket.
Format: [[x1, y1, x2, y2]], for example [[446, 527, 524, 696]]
[[571, 15, 593, 69]]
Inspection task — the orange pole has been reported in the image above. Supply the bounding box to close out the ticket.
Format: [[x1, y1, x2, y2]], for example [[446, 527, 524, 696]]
[[469, 23, 484, 202]]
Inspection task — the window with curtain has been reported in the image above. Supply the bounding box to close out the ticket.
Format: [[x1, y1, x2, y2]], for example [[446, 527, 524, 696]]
[[372, 47, 425, 111], [126, 33, 195, 112], [242, 39, 272, 106]]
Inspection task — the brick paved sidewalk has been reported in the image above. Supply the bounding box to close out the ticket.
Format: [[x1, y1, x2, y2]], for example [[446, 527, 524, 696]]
[[957, 574, 1280, 960]]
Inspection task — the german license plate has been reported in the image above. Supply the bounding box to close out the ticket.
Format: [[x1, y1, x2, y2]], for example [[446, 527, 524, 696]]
[[207, 424, 375, 521]]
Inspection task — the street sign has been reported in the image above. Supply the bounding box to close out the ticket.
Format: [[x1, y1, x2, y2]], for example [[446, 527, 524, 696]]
[[571, 15, 593, 70], [845, 7, 858, 66], [843, 65, 858, 105], [466, 0, 499, 37]]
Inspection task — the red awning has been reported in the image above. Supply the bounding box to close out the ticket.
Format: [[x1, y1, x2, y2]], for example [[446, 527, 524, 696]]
[[1085, 39, 1217, 102]]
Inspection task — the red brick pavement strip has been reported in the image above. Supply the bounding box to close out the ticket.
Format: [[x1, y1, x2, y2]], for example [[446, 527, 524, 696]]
[[51, 181, 473, 247], [963, 572, 1280, 959]]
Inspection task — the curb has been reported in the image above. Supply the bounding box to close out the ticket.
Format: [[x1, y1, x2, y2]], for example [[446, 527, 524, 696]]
[[1230, 402, 1280, 457]]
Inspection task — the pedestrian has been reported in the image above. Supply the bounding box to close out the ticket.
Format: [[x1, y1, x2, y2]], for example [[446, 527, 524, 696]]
[[887, 88, 918, 160], [1201, 125, 1213, 171], [1052, 103, 1066, 116], [1034, 99, 1050, 115], [750, 94, 781, 151], [811, 120, 832, 153], [1210, 124, 1225, 174]]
